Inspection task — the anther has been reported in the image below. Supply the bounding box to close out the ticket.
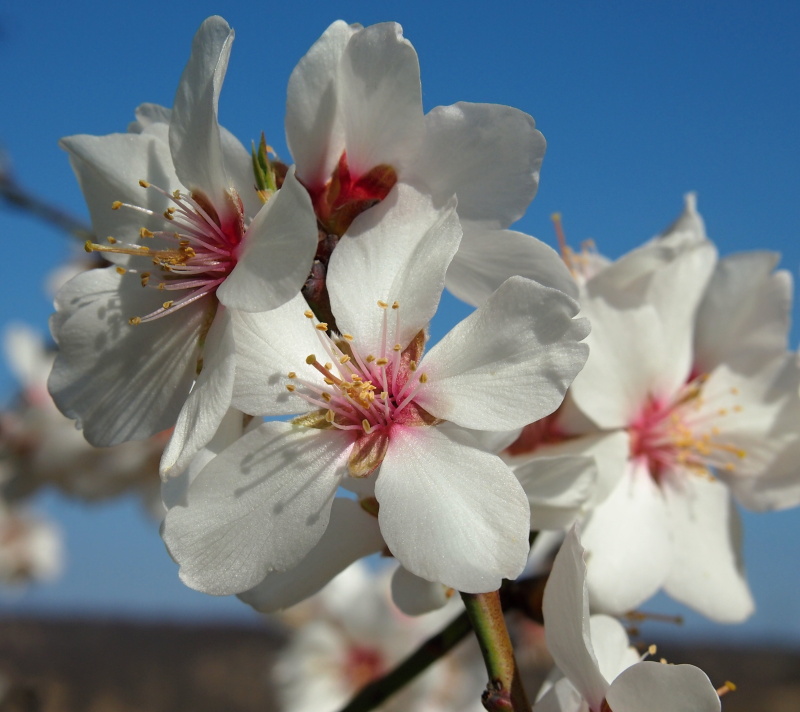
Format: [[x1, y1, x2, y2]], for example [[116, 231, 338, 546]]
[[111, 201, 123, 210], [287, 371, 297, 379], [286, 384, 296, 392], [139, 228, 154, 238], [115, 267, 126, 275], [361, 419, 372, 433], [339, 355, 351, 364], [391, 301, 399, 309], [138, 180, 150, 188], [419, 373, 428, 383], [393, 344, 401, 351], [315, 323, 329, 331], [304, 310, 314, 319], [342, 334, 354, 341], [306, 354, 317, 365], [377, 300, 388, 309], [128, 316, 142, 326], [162, 301, 174, 309], [107, 236, 118, 244], [375, 357, 389, 366]]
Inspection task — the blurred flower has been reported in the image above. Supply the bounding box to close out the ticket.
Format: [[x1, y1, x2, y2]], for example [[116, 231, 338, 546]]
[[273, 561, 484, 712], [1, 325, 163, 514], [506, 195, 800, 622]]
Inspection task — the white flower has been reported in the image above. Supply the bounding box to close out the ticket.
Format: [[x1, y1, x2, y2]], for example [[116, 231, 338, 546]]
[[161, 184, 589, 596], [273, 561, 485, 712], [48, 17, 318, 477], [0, 506, 63, 585], [533, 527, 720, 712], [506, 196, 800, 622], [285, 20, 576, 306]]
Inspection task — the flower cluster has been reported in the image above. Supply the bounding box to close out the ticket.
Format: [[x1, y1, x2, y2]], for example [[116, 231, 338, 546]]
[[40, 13, 800, 712]]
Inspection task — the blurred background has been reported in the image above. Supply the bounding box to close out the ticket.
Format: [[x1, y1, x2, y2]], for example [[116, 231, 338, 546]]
[[0, 0, 798, 709]]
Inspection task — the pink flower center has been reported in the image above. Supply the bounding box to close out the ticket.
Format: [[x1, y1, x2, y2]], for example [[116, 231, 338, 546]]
[[85, 180, 245, 324], [629, 376, 746, 482], [505, 409, 568, 457], [287, 301, 435, 476], [304, 152, 397, 236], [343, 644, 385, 690]]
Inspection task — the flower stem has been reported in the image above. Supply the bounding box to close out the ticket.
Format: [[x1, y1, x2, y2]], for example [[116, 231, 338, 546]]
[[337, 610, 472, 712], [461, 590, 531, 712]]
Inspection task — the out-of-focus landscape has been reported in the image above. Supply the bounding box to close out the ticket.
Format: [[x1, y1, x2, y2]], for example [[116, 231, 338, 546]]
[[0, 618, 796, 711]]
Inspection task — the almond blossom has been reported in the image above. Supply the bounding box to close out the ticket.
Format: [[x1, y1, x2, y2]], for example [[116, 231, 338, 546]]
[[506, 196, 800, 622], [533, 527, 721, 712], [48, 17, 318, 475], [161, 184, 590, 596], [284, 20, 576, 310], [273, 561, 485, 712]]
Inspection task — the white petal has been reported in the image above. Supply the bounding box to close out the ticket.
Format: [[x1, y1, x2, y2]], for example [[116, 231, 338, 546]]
[[731, 436, 800, 512], [417, 276, 589, 430], [391, 565, 452, 615], [161, 422, 350, 595], [161, 407, 248, 509], [218, 124, 263, 218], [515, 456, 597, 531], [338, 23, 424, 177], [169, 16, 234, 197], [410, 102, 545, 227], [446, 224, 578, 308], [694, 251, 790, 374], [60, 132, 179, 254], [589, 615, 637, 683], [328, 184, 461, 354], [637, 240, 717, 393], [569, 301, 671, 429], [131, 102, 172, 131], [375, 427, 530, 592], [160, 308, 235, 479], [218, 170, 318, 312], [542, 527, 608, 710], [230, 293, 323, 416], [581, 462, 672, 614], [606, 662, 720, 712], [286, 20, 356, 188], [532, 677, 586, 712], [508, 429, 630, 508], [48, 267, 206, 446], [658, 192, 708, 245], [238, 498, 384, 612], [662, 474, 754, 623]]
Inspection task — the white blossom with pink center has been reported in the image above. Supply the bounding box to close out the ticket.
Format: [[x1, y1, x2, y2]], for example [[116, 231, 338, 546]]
[[508, 196, 800, 622], [47, 17, 318, 476], [285, 20, 577, 305], [532, 527, 721, 712], [161, 184, 590, 596], [273, 561, 485, 712]]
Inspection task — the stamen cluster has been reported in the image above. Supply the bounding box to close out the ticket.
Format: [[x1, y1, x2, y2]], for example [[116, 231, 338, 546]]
[[287, 301, 430, 437], [630, 376, 747, 481], [84, 180, 244, 324]]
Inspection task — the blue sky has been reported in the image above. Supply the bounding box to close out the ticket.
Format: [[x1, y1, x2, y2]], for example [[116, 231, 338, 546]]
[[0, 0, 799, 644]]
